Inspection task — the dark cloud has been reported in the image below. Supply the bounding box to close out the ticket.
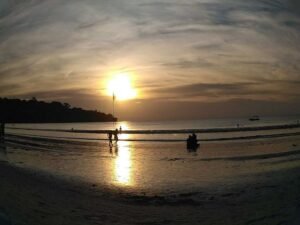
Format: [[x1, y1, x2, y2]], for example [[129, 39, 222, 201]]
[[0, 0, 300, 119], [0, 83, 23, 94], [150, 82, 257, 100], [150, 80, 300, 101], [161, 59, 213, 69], [157, 82, 255, 93]]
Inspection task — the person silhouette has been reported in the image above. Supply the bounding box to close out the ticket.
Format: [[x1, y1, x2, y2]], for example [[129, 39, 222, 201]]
[[192, 133, 197, 142], [108, 131, 113, 147], [186, 135, 192, 149], [114, 129, 119, 142], [187, 133, 199, 151]]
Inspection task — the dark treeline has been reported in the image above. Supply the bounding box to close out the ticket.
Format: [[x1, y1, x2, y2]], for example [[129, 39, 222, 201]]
[[0, 98, 117, 123]]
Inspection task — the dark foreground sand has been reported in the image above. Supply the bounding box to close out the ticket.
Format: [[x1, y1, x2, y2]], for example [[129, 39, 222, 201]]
[[1, 157, 300, 225]]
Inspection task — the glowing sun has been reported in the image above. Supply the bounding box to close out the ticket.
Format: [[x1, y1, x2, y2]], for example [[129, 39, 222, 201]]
[[107, 73, 137, 101]]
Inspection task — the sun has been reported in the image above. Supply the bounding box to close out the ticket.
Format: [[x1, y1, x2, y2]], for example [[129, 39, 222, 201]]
[[107, 73, 137, 101]]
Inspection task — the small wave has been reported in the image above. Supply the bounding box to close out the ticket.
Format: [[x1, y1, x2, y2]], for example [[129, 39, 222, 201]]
[[200, 149, 300, 161], [6, 123, 300, 134], [261, 157, 300, 165], [6, 130, 300, 143]]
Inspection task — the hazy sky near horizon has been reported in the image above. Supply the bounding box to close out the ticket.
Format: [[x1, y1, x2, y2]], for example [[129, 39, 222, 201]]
[[0, 0, 300, 120]]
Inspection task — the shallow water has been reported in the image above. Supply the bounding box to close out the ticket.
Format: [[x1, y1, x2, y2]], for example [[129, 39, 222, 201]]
[[2, 117, 300, 198], [2, 132, 300, 197], [5, 116, 300, 141], [7, 115, 300, 130]]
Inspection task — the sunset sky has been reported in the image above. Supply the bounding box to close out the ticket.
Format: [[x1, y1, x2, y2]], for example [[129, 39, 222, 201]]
[[1, 0, 300, 120]]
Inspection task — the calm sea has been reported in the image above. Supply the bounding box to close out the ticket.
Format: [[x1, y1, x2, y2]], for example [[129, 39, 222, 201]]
[[5, 115, 300, 141], [2, 115, 300, 196]]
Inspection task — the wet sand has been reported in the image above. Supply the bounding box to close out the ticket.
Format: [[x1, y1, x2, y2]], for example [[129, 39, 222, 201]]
[[1, 136, 300, 225]]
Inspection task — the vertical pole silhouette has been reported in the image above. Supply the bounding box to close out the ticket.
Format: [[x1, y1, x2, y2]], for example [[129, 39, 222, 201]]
[[113, 92, 115, 127]]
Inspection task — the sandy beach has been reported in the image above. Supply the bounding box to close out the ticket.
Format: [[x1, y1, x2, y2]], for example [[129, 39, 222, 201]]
[[1, 159, 300, 225], [1, 133, 300, 225]]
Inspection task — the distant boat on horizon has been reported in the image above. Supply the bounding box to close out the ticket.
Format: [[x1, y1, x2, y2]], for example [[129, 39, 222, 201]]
[[249, 115, 260, 121]]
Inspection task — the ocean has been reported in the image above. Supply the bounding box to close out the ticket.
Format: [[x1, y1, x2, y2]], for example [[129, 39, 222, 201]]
[[4, 115, 300, 141], [1, 115, 300, 196]]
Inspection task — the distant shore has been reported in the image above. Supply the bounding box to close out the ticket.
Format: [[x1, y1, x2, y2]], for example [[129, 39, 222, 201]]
[[0, 98, 117, 123]]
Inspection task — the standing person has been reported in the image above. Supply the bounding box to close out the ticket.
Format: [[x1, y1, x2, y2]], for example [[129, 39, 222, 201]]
[[186, 135, 192, 149], [114, 128, 119, 143], [108, 131, 113, 147], [119, 126, 122, 134], [192, 133, 199, 149], [192, 133, 197, 143]]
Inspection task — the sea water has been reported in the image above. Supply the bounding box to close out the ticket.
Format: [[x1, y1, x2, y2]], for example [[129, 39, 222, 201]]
[[5, 115, 300, 141], [2, 116, 300, 196]]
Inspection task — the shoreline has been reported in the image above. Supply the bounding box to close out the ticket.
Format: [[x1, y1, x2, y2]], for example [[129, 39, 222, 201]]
[[6, 130, 300, 143]]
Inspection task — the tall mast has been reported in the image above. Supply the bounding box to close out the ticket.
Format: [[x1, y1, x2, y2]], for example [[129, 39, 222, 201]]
[[113, 92, 115, 127]]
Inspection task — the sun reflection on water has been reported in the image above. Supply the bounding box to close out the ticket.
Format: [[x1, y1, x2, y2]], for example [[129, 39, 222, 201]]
[[114, 132, 133, 186]]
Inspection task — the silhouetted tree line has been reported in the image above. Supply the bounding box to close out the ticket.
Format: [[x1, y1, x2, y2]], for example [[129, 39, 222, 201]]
[[0, 98, 117, 123]]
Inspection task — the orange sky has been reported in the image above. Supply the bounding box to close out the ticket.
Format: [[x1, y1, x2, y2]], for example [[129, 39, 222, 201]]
[[0, 0, 300, 120]]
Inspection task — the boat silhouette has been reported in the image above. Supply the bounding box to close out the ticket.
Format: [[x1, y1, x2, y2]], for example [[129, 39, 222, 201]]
[[249, 115, 260, 121]]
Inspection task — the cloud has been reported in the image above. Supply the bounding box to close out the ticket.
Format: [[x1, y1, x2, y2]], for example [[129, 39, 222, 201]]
[[148, 79, 300, 102], [0, 0, 300, 118]]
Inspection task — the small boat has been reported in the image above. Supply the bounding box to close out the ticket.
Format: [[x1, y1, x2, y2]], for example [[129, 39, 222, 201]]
[[249, 115, 260, 121]]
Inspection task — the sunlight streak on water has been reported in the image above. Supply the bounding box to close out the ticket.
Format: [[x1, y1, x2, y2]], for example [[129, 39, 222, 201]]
[[114, 133, 133, 186]]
